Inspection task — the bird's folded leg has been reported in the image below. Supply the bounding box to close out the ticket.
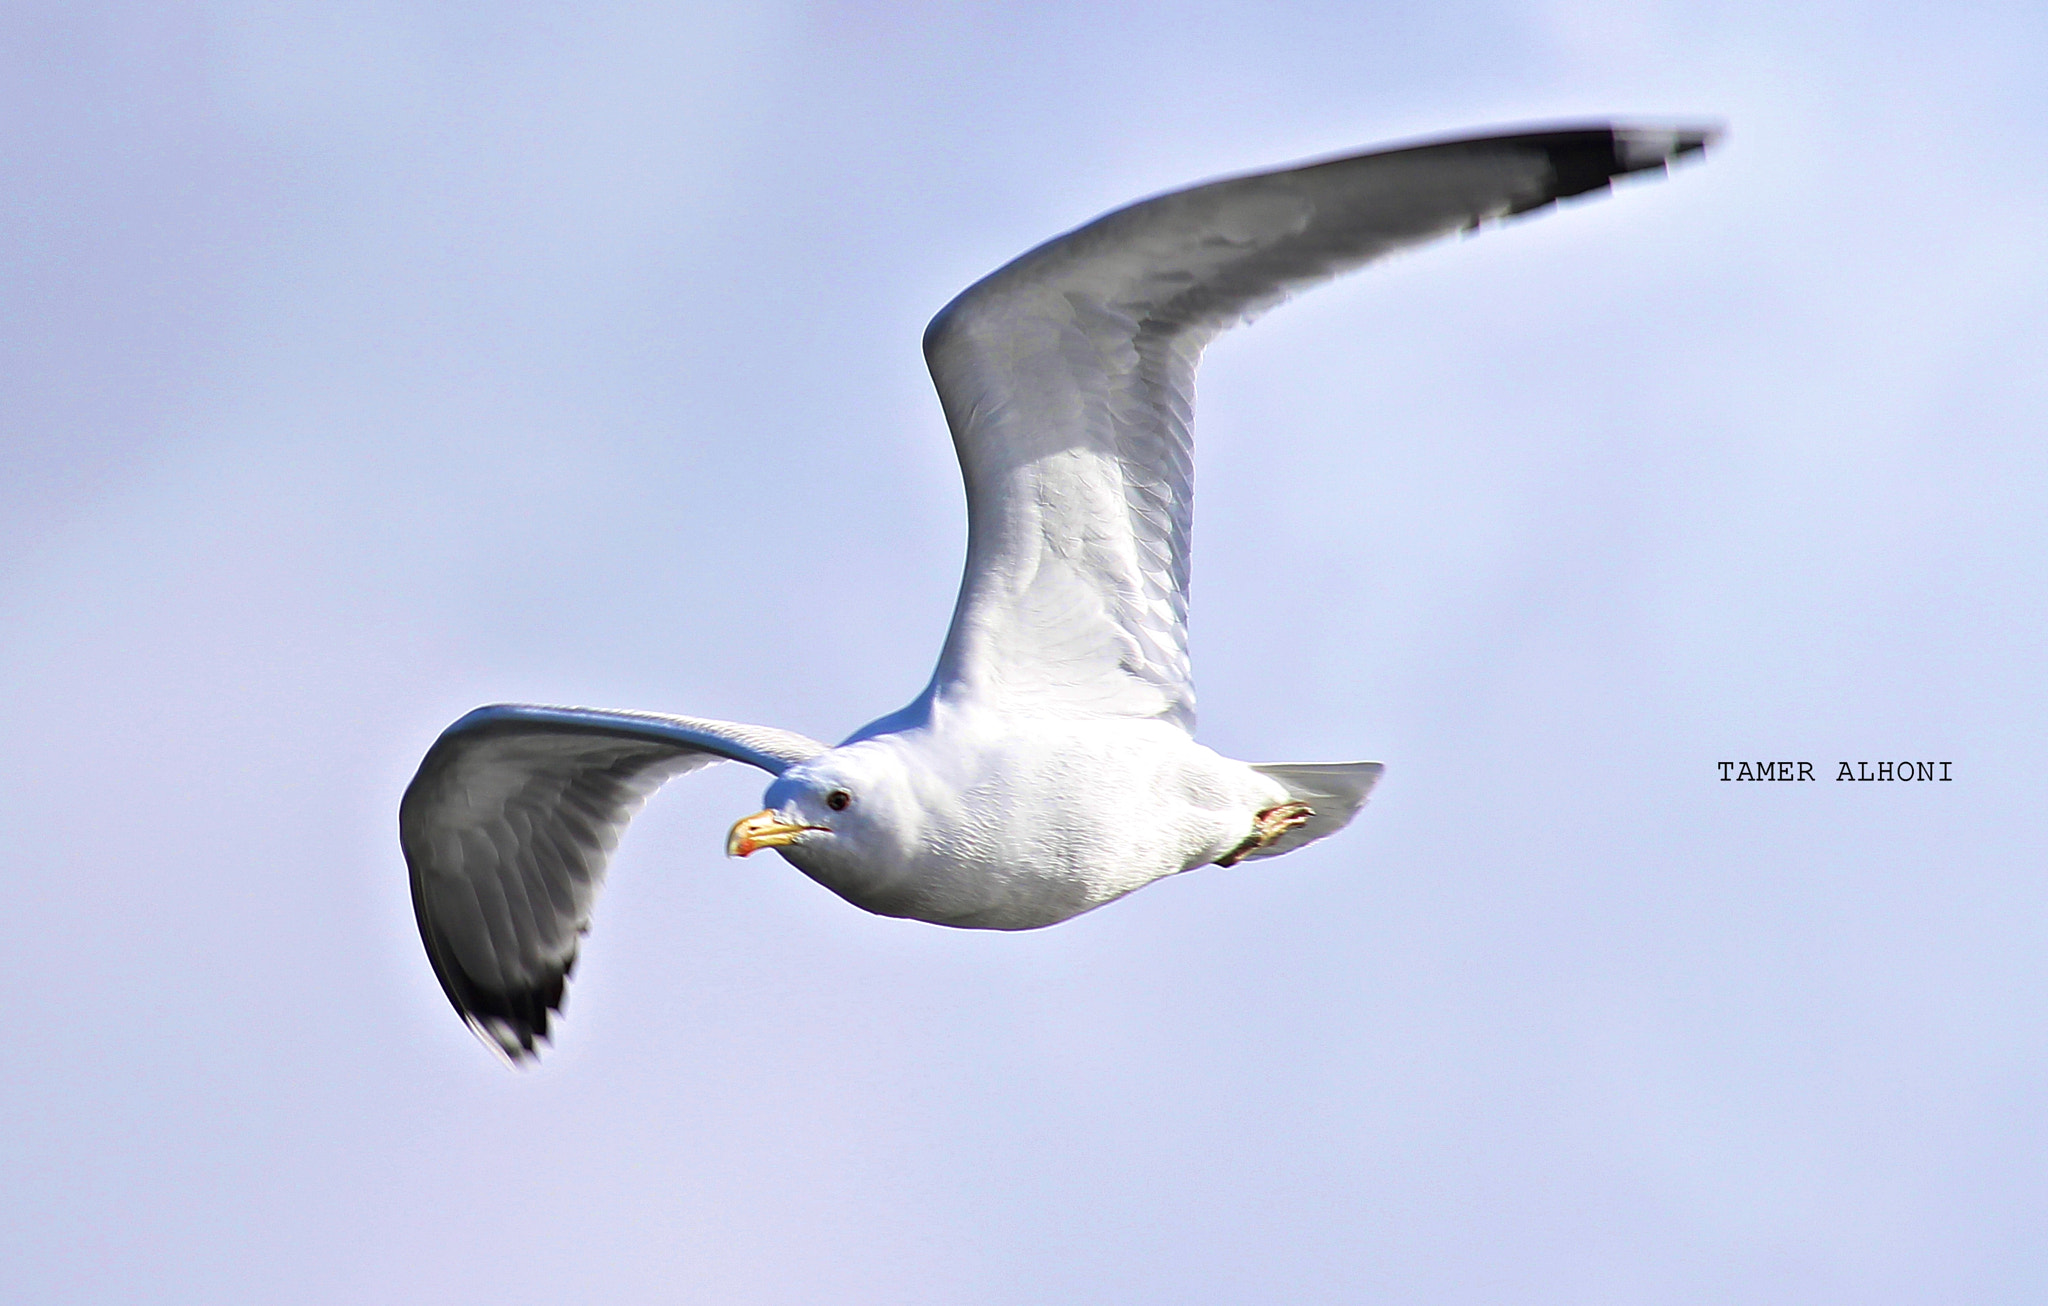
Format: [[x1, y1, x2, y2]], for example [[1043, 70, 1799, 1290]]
[[1215, 801, 1316, 867]]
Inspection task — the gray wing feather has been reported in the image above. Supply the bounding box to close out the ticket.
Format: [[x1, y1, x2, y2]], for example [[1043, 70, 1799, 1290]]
[[401, 704, 826, 1062], [924, 123, 1716, 728]]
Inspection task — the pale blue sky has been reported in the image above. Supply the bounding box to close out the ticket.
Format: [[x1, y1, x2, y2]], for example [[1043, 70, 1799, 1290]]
[[5, 2, 2045, 1302]]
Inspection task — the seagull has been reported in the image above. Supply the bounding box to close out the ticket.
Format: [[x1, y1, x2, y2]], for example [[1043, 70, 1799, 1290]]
[[403, 122, 1716, 1061]]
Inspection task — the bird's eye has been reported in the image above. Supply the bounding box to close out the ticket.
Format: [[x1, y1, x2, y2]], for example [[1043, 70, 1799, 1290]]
[[826, 789, 852, 812]]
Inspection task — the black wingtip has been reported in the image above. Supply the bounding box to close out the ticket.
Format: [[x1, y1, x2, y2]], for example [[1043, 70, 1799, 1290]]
[[452, 965, 570, 1066], [1492, 122, 1720, 216]]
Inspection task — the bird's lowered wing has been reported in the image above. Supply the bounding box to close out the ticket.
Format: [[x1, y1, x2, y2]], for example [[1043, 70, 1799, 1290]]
[[401, 704, 826, 1062], [923, 124, 1716, 728]]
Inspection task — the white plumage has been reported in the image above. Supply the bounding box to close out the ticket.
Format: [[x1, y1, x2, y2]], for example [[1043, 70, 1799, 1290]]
[[401, 123, 1716, 1061]]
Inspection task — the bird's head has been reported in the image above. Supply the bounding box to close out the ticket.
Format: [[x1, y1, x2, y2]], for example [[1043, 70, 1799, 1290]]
[[726, 739, 926, 884]]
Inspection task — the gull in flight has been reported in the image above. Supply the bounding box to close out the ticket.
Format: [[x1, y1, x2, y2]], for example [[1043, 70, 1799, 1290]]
[[403, 123, 1716, 1061]]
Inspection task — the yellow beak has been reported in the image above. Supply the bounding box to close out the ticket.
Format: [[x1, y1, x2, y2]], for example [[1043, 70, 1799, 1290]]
[[726, 809, 826, 858]]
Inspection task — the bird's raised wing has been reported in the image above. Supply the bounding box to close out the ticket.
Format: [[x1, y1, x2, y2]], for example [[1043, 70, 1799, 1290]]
[[923, 124, 1716, 728], [401, 704, 826, 1062]]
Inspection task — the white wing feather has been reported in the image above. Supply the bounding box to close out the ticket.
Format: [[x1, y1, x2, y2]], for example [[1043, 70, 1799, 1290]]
[[923, 124, 1715, 729]]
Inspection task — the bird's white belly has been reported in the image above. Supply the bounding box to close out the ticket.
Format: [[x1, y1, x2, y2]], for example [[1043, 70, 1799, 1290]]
[[781, 719, 1284, 930]]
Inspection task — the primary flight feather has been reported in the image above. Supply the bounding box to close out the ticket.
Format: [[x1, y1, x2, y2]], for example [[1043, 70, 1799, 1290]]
[[402, 123, 1717, 1062]]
